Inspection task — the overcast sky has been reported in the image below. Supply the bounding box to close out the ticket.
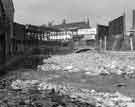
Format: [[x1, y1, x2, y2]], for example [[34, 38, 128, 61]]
[[13, 0, 135, 27]]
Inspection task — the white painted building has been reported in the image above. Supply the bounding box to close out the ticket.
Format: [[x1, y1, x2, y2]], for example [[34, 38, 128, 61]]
[[48, 32, 72, 41], [77, 28, 97, 40]]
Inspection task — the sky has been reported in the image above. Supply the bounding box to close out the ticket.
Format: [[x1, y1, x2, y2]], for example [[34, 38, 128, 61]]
[[13, 0, 135, 28]]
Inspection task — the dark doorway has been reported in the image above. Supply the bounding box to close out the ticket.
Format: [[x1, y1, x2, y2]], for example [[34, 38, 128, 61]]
[[0, 33, 6, 64]]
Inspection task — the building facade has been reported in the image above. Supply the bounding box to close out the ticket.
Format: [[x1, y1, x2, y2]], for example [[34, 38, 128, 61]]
[[0, 0, 14, 64], [51, 21, 91, 49], [97, 25, 109, 50], [108, 15, 125, 50], [52, 21, 90, 40], [12, 22, 25, 55]]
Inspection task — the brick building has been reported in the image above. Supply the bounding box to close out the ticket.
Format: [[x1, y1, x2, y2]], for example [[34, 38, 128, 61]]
[[12, 22, 25, 55], [97, 25, 109, 50], [51, 21, 91, 49], [0, 0, 14, 64], [96, 14, 125, 51], [108, 15, 125, 50]]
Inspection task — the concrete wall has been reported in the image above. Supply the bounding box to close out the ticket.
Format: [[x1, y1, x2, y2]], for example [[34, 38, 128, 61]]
[[121, 36, 135, 51], [108, 34, 124, 50]]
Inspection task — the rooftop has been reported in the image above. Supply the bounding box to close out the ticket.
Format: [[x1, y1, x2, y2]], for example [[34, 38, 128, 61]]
[[52, 21, 90, 31]]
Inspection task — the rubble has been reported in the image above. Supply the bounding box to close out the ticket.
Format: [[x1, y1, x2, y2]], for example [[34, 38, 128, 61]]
[[38, 51, 135, 77], [2, 51, 135, 107], [11, 80, 135, 107], [11, 79, 39, 89], [37, 63, 62, 72]]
